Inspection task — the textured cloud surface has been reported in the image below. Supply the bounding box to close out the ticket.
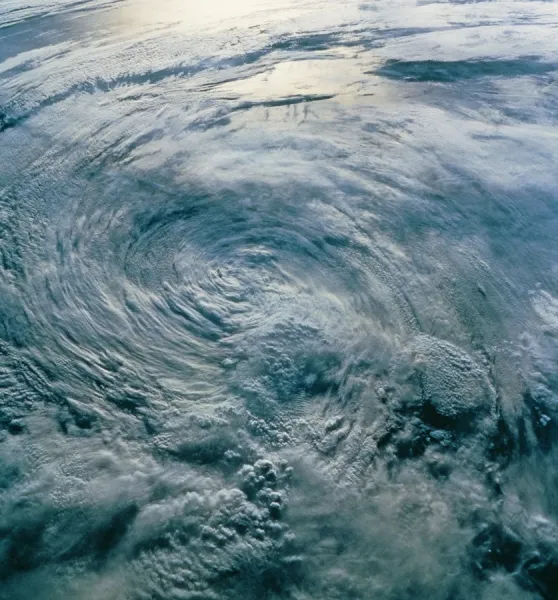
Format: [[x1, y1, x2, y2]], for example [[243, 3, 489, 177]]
[[1, 1, 558, 599]]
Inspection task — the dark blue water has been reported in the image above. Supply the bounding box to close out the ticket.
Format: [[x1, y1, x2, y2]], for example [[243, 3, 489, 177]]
[[1, 1, 558, 598]]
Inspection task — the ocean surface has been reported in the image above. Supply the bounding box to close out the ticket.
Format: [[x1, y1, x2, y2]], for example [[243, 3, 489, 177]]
[[1, 1, 558, 598]]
